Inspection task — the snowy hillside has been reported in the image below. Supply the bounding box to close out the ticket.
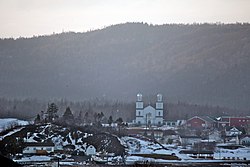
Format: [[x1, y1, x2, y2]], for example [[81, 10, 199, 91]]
[[24, 123, 124, 156], [0, 118, 29, 132]]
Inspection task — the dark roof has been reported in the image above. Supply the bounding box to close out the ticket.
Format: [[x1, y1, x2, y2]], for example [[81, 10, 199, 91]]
[[163, 130, 177, 135], [179, 135, 202, 139], [179, 150, 214, 154], [199, 116, 216, 123], [24, 142, 54, 147]]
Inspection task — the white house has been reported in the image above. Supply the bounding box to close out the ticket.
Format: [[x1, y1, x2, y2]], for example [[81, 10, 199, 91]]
[[240, 136, 250, 146], [135, 93, 164, 126], [85, 145, 96, 156], [226, 127, 242, 136], [23, 142, 55, 155]]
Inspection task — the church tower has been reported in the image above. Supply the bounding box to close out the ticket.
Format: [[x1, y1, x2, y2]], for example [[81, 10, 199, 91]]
[[155, 94, 164, 125], [135, 93, 143, 124]]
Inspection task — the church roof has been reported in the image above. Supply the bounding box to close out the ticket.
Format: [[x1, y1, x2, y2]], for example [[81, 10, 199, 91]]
[[144, 105, 155, 110]]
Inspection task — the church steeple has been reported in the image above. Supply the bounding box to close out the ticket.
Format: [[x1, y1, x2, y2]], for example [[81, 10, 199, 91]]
[[156, 94, 163, 110], [136, 93, 143, 109], [155, 94, 163, 125], [136, 93, 143, 123]]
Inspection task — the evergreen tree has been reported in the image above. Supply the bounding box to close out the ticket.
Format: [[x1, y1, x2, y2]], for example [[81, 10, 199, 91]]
[[63, 107, 74, 120], [47, 103, 58, 122], [34, 114, 41, 124], [116, 117, 124, 136], [108, 115, 113, 126]]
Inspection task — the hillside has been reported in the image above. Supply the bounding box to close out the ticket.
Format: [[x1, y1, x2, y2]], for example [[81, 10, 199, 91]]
[[0, 123, 125, 156], [1, 23, 250, 110]]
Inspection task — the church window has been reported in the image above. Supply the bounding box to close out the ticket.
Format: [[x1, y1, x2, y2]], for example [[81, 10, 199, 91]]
[[158, 112, 161, 116]]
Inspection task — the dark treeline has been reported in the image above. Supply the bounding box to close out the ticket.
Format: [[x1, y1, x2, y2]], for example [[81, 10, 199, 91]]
[[0, 97, 248, 122]]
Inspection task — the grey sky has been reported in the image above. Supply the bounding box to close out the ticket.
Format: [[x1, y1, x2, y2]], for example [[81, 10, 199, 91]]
[[0, 0, 250, 38]]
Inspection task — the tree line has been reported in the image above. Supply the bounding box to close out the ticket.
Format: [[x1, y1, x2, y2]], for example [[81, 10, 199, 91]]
[[0, 97, 248, 122]]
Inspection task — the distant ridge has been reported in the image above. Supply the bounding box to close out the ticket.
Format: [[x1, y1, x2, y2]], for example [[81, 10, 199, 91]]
[[0, 23, 250, 110]]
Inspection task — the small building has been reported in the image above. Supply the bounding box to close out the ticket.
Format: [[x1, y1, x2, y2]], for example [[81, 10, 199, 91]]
[[186, 116, 216, 129], [179, 135, 202, 146], [85, 145, 96, 156], [240, 136, 250, 146], [217, 116, 250, 128], [208, 130, 222, 142], [127, 127, 163, 140], [23, 142, 55, 155], [165, 120, 186, 127], [225, 127, 242, 136]]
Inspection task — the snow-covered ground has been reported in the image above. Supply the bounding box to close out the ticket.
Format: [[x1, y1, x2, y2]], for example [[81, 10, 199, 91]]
[[121, 136, 250, 164], [121, 136, 191, 160], [214, 147, 250, 160], [0, 118, 29, 132], [0, 127, 24, 140]]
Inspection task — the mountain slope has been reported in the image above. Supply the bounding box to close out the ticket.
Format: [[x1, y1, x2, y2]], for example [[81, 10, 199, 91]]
[[0, 23, 250, 109]]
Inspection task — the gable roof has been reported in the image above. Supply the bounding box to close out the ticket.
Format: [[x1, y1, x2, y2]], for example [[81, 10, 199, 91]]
[[187, 116, 215, 123], [144, 105, 155, 111], [199, 116, 216, 123]]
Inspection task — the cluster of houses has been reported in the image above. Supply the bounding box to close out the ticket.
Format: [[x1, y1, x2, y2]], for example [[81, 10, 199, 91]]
[[131, 94, 250, 148]]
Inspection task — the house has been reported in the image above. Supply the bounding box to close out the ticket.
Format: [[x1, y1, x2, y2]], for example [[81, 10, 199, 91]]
[[23, 142, 55, 155], [208, 130, 222, 142], [162, 129, 179, 144], [225, 127, 242, 136], [165, 120, 186, 127], [217, 116, 250, 128], [134, 93, 164, 126], [240, 136, 250, 146], [186, 116, 216, 129], [179, 135, 202, 146], [85, 145, 96, 156], [127, 127, 164, 140]]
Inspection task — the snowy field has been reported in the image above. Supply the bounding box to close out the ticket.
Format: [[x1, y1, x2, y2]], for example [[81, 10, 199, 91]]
[[0, 118, 29, 132], [121, 136, 250, 164], [214, 147, 250, 160]]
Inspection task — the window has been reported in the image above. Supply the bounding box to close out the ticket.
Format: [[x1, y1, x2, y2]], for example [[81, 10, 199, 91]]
[[138, 111, 140, 116], [158, 121, 161, 125], [46, 148, 52, 151], [138, 121, 141, 124], [158, 112, 161, 116]]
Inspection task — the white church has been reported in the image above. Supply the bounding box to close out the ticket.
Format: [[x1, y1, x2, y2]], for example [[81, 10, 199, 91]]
[[134, 93, 164, 126]]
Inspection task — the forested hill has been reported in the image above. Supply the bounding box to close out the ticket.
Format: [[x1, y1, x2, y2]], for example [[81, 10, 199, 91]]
[[1, 23, 250, 110]]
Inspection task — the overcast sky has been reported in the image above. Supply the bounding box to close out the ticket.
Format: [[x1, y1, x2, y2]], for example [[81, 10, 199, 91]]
[[0, 0, 250, 38]]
